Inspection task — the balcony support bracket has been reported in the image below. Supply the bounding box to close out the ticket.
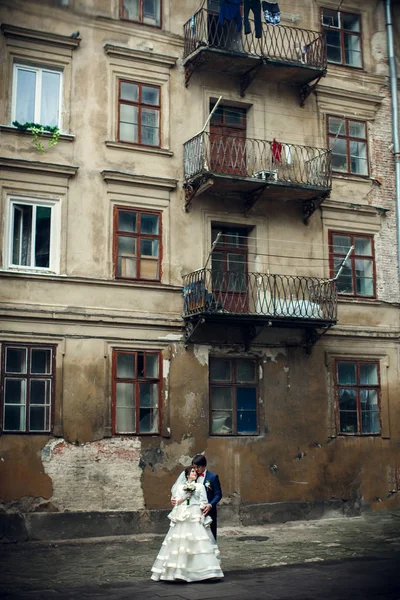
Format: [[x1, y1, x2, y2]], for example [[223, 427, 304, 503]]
[[242, 324, 258, 351], [184, 318, 205, 347], [300, 73, 324, 107], [302, 198, 318, 224], [304, 328, 320, 355], [185, 53, 207, 88], [240, 59, 264, 97], [184, 175, 214, 211], [244, 185, 265, 214]]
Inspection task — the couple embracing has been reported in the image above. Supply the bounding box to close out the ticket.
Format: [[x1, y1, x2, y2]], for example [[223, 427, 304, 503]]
[[151, 454, 223, 582]]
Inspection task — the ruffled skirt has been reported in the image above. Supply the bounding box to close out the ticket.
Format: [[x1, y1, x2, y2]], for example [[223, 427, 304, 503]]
[[151, 504, 224, 582]]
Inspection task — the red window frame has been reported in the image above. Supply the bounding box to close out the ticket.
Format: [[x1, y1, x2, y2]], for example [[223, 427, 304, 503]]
[[327, 115, 369, 177], [113, 206, 162, 282], [0, 343, 56, 434], [334, 359, 381, 436], [209, 357, 259, 436], [321, 8, 363, 69], [118, 80, 161, 148], [119, 0, 161, 27], [112, 349, 162, 435], [329, 231, 376, 299]]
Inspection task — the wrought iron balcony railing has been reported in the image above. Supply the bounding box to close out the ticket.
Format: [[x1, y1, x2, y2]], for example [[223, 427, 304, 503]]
[[184, 132, 332, 189], [183, 269, 337, 324], [183, 9, 327, 71]]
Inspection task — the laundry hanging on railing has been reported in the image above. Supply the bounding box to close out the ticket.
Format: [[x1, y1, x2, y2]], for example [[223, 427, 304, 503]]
[[262, 1, 281, 25], [244, 0, 263, 38], [272, 138, 283, 162], [219, 0, 243, 32]]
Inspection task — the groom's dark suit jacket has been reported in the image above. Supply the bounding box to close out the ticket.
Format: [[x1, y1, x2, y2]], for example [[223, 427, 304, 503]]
[[200, 470, 222, 539]]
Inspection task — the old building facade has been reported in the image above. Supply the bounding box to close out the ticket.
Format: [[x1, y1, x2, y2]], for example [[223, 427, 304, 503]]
[[0, 0, 399, 539]]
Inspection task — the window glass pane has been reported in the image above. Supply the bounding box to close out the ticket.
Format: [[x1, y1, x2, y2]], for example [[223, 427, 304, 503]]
[[6, 347, 27, 373], [118, 211, 137, 233], [237, 387, 257, 410], [333, 235, 351, 254], [35, 206, 51, 268], [210, 387, 233, 409], [139, 408, 158, 432], [342, 13, 360, 32], [138, 352, 144, 378], [116, 382, 135, 407], [328, 117, 346, 136], [322, 9, 339, 27], [326, 30, 342, 63], [344, 34, 362, 67], [31, 349, 51, 374], [360, 388, 378, 409], [355, 259, 374, 296], [146, 354, 159, 378], [121, 0, 139, 20], [143, 0, 160, 25], [339, 410, 358, 434], [140, 239, 158, 257], [211, 409, 232, 434], [227, 254, 246, 292], [12, 204, 32, 266], [4, 405, 26, 431], [360, 364, 378, 386], [350, 141, 367, 175], [140, 214, 159, 234], [5, 378, 26, 404], [117, 353, 135, 378], [210, 359, 231, 381], [40, 71, 60, 127], [118, 236, 136, 258], [354, 237, 372, 255], [237, 360, 256, 383], [141, 109, 159, 146], [225, 110, 245, 127], [237, 411, 257, 434], [334, 257, 353, 294], [30, 380, 49, 407], [120, 104, 138, 124], [119, 122, 138, 143], [338, 388, 356, 409], [337, 362, 356, 385], [361, 410, 380, 434], [15, 68, 36, 123], [142, 86, 159, 106], [116, 407, 135, 433], [120, 82, 139, 102], [30, 406, 47, 431], [330, 138, 348, 171], [349, 121, 366, 139], [139, 382, 158, 407]]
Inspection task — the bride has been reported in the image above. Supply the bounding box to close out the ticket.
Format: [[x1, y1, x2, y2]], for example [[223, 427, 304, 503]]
[[151, 466, 224, 582]]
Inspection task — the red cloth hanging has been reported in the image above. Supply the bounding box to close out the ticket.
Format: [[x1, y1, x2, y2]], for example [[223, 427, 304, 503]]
[[272, 138, 282, 162]]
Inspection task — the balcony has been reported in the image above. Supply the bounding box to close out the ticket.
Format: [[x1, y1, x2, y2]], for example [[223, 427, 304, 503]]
[[183, 132, 332, 221], [183, 269, 337, 351], [183, 9, 327, 99]]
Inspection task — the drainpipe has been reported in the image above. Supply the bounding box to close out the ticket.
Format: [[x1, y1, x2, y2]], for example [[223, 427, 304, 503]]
[[384, 0, 400, 279]]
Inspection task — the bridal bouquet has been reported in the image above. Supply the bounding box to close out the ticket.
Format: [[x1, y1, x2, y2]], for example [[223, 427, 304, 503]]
[[182, 481, 196, 505]]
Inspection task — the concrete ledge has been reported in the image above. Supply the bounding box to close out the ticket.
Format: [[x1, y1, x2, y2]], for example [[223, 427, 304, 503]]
[[1, 499, 362, 542]]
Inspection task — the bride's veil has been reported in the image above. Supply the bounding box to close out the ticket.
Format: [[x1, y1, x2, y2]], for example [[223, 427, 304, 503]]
[[171, 470, 187, 498]]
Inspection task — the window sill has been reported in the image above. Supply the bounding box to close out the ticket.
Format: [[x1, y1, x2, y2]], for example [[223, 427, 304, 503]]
[[0, 124, 75, 142], [105, 140, 173, 156], [332, 172, 371, 183], [337, 296, 378, 304]]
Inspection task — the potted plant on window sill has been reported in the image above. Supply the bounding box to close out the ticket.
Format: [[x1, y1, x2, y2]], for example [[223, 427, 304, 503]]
[[12, 121, 60, 153]]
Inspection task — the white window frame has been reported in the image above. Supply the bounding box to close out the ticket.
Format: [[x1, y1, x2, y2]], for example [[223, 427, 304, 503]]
[[11, 63, 63, 128], [5, 196, 61, 274]]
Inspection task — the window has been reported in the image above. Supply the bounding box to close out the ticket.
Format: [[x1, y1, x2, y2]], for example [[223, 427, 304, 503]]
[[118, 80, 160, 147], [210, 357, 258, 435], [114, 207, 161, 281], [112, 350, 161, 434], [321, 8, 362, 68], [8, 197, 59, 272], [329, 232, 375, 297], [12, 63, 62, 127], [120, 0, 161, 27], [335, 359, 380, 435], [327, 116, 368, 176], [1, 344, 55, 433]]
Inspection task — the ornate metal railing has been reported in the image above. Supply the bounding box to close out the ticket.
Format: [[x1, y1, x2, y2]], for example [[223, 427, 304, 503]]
[[183, 269, 337, 322], [184, 132, 332, 189], [183, 9, 327, 70]]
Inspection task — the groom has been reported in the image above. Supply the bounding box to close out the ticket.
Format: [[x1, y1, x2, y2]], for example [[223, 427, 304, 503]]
[[192, 454, 222, 540]]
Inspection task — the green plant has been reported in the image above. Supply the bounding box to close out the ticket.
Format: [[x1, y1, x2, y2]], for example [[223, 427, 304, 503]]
[[12, 121, 60, 153]]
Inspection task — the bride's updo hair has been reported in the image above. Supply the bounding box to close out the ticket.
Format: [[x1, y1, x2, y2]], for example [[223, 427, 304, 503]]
[[185, 465, 196, 479]]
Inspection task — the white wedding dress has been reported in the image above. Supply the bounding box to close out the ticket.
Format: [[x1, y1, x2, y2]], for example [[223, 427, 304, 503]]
[[151, 480, 224, 582]]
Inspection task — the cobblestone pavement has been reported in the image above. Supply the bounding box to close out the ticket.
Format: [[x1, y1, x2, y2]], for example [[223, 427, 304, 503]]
[[1, 511, 400, 599]]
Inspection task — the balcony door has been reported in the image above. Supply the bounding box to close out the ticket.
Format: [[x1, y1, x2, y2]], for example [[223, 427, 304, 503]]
[[211, 226, 249, 313], [210, 105, 247, 176]]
